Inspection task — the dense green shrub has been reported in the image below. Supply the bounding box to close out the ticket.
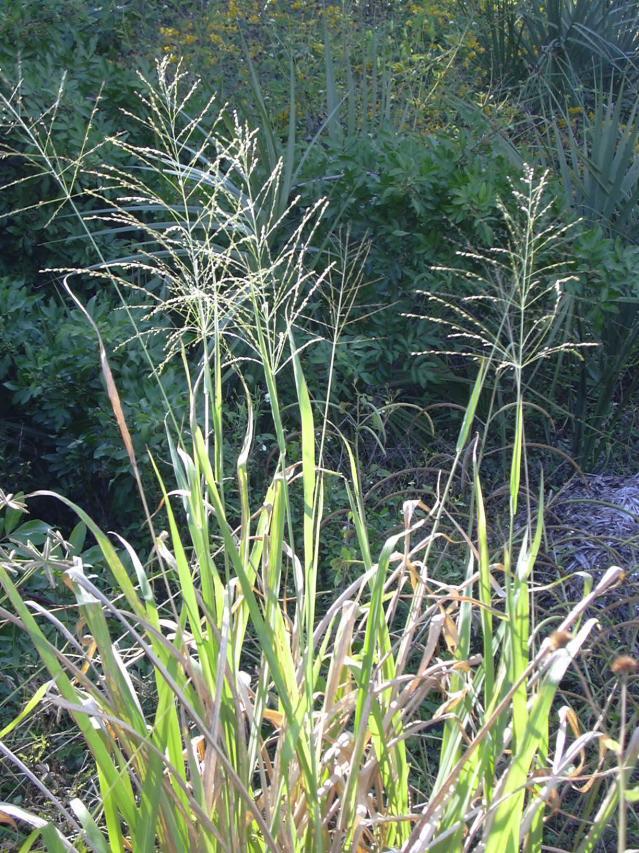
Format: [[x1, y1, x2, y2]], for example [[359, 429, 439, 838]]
[[0, 0, 150, 277], [0, 281, 186, 526], [298, 123, 639, 468], [297, 126, 520, 397], [0, 0, 163, 523], [562, 226, 639, 464]]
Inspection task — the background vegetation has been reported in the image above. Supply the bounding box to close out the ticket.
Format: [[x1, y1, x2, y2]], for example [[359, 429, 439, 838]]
[[1, 0, 639, 849]]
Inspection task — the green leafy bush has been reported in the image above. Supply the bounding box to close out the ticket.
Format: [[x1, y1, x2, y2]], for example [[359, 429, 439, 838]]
[[298, 126, 518, 398], [0, 0, 164, 524], [558, 225, 639, 465], [0, 280, 186, 526]]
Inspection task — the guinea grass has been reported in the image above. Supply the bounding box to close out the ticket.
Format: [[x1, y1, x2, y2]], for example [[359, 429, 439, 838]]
[[0, 63, 633, 851]]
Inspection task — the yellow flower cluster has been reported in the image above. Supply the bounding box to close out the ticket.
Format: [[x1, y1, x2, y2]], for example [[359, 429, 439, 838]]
[[155, 1, 355, 79], [150, 0, 491, 134], [420, 0, 455, 23]]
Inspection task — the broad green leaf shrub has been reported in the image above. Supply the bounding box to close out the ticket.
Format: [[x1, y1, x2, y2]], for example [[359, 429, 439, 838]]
[[560, 226, 639, 465], [0, 281, 187, 528], [0, 0, 149, 279], [298, 124, 639, 468], [0, 1, 169, 526], [296, 128, 521, 398], [0, 0, 147, 62]]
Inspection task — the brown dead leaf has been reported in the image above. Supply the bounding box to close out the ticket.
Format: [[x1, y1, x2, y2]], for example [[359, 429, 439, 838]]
[[0, 811, 17, 830], [263, 708, 285, 729], [441, 611, 459, 654]]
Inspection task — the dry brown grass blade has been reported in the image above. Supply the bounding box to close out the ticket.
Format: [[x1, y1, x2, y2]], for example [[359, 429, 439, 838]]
[[62, 276, 154, 530], [406, 568, 624, 850]]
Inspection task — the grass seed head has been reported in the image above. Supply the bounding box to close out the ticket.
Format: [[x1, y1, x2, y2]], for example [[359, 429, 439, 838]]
[[611, 655, 639, 675]]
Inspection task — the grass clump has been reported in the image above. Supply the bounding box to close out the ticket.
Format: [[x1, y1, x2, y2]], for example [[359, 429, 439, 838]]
[[0, 65, 636, 852]]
